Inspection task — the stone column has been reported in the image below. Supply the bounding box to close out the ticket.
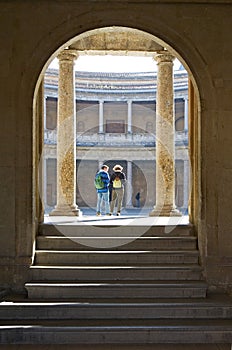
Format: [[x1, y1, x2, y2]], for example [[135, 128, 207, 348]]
[[150, 51, 181, 216], [183, 159, 189, 213], [44, 95, 47, 130], [98, 160, 104, 170], [126, 160, 133, 207], [43, 157, 47, 210], [50, 49, 81, 216], [43, 96, 47, 210], [127, 100, 132, 133], [99, 100, 104, 133], [184, 96, 188, 132]]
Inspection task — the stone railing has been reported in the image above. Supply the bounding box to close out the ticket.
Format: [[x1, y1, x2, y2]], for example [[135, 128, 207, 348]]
[[175, 130, 188, 146], [44, 129, 188, 146], [44, 129, 57, 144], [76, 132, 156, 146]]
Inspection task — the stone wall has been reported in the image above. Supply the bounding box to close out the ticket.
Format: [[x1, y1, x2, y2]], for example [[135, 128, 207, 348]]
[[0, 0, 231, 293]]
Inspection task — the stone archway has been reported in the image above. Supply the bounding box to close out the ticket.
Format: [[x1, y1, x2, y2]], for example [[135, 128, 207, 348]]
[[34, 26, 200, 224]]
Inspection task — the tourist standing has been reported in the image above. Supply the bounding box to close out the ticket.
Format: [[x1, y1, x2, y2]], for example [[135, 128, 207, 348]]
[[110, 164, 126, 216], [94, 164, 111, 216]]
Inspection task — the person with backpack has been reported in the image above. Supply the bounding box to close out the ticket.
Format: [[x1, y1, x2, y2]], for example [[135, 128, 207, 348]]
[[110, 164, 126, 216], [94, 164, 111, 216]]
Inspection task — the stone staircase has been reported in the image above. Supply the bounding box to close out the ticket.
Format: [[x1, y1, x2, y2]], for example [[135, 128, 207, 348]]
[[26, 223, 206, 300], [1, 222, 232, 346]]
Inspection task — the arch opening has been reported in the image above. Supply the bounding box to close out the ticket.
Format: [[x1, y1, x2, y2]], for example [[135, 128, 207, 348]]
[[33, 26, 200, 227]]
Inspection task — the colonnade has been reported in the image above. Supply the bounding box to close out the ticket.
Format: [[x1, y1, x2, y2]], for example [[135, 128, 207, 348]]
[[96, 96, 188, 134], [50, 48, 182, 216], [98, 99, 133, 134]]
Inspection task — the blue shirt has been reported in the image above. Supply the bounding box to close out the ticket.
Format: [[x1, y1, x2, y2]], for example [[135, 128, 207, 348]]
[[96, 170, 110, 193]]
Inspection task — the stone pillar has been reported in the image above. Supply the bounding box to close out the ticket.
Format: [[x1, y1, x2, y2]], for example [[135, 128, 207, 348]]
[[127, 100, 132, 133], [44, 95, 47, 130], [150, 51, 181, 216], [126, 160, 133, 207], [183, 159, 189, 213], [43, 158, 47, 210], [50, 49, 81, 216], [43, 96, 47, 210], [99, 100, 104, 133], [184, 96, 188, 132], [98, 160, 104, 170]]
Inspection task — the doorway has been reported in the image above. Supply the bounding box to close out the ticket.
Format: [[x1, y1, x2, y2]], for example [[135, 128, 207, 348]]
[[34, 26, 199, 223]]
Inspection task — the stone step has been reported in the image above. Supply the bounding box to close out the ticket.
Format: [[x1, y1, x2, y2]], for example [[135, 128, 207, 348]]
[[30, 265, 203, 281], [36, 236, 197, 250], [34, 250, 199, 265], [1, 298, 232, 320], [1, 320, 232, 344], [25, 281, 207, 299], [39, 224, 194, 237]]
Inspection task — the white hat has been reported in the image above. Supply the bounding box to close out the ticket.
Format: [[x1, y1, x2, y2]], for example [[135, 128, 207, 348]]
[[113, 164, 123, 172]]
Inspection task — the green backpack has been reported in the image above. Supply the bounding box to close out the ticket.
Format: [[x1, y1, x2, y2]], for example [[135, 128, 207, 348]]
[[94, 172, 104, 189]]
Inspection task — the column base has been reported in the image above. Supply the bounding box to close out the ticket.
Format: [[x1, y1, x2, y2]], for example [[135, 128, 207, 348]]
[[149, 206, 182, 217], [49, 205, 82, 217]]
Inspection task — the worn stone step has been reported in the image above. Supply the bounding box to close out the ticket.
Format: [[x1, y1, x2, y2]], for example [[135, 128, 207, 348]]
[[39, 224, 194, 237], [30, 265, 203, 281], [1, 298, 232, 320], [36, 236, 197, 250], [25, 281, 207, 299], [34, 250, 199, 266], [1, 320, 232, 344]]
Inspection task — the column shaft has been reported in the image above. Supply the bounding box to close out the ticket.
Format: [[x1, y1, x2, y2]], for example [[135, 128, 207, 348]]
[[43, 158, 47, 209], [50, 50, 81, 216], [99, 100, 104, 133], [126, 160, 133, 207], [184, 96, 189, 132], [127, 100, 132, 133], [44, 95, 47, 130], [183, 159, 189, 212], [150, 51, 181, 216]]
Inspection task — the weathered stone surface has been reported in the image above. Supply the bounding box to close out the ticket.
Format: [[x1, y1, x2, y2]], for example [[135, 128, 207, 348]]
[[50, 50, 81, 216], [0, 0, 231, 300], [150, 52, 181, 217]]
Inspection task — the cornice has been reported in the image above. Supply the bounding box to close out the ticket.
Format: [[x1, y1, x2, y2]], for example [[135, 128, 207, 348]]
[[44, 68, 188, 101]]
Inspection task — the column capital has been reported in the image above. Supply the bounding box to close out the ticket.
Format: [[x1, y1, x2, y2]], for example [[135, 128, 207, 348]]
[[154, 50, 175, 65], [57, 49, 78, 62]]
